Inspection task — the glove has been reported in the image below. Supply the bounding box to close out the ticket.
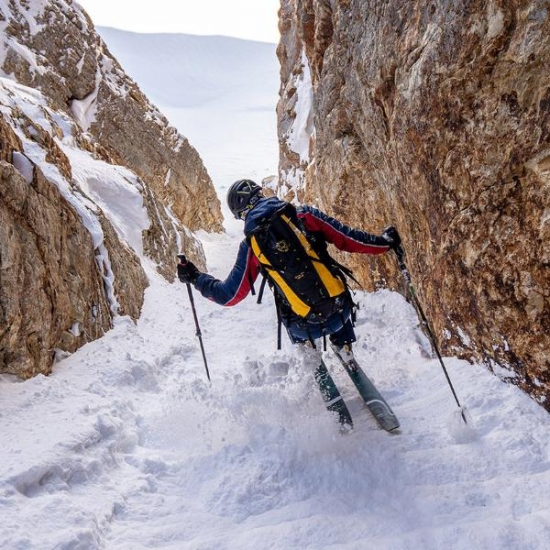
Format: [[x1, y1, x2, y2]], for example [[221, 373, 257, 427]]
[[177, 259, 200, 284], [381, 226, 401, 250]]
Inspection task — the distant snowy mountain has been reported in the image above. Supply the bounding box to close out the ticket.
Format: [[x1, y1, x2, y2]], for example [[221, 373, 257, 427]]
[[98, 28, 278, 109], [97, 28, 280, 194]]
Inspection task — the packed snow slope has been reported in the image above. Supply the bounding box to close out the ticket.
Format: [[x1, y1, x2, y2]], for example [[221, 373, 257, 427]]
[[1, 30, 550, 550]]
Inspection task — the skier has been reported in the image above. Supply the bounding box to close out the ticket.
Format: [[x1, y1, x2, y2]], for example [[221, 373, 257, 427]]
[[177, 179, 400, 347], [177, 179, 401, 427]]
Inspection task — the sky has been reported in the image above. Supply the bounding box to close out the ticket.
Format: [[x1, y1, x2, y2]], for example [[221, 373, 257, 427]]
[[76, 0, 281, 43]]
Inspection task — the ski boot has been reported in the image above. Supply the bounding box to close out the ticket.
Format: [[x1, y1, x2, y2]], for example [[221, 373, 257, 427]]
[[330, 343, 359, 372]]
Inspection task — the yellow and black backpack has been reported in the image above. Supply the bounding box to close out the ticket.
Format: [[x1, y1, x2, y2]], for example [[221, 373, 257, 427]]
[[246, 202, 355, 346]]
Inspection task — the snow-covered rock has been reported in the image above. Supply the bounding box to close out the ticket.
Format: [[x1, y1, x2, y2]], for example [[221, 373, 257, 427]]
[[0, 0, 223, 377]]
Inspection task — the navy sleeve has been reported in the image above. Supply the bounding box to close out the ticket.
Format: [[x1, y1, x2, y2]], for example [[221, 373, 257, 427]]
[[298, 206, 390, 255], [194, 240, 260, 306]]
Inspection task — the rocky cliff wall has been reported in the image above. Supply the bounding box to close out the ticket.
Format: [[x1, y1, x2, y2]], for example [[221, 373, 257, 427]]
[[0, 0, 223, 377], [0, 114, 118, 376], [278, 0, 550, 408], [1, 0, 223, 266]]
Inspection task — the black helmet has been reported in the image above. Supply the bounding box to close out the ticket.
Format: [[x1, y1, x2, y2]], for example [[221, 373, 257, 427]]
[[227, 179, 262, 219]]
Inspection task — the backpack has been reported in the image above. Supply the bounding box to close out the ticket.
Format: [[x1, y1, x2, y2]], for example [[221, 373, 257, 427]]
[[246, 202, 355, 344]]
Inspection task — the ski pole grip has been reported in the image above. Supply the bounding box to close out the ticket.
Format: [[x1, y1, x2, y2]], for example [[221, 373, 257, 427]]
[[177, 253, 188, 264]]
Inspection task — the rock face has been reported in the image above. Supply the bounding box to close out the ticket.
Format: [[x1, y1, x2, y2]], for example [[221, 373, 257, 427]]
[[277, 0, 550, 408], [1, 0, 223, 266], [0, 0, 223, 377]]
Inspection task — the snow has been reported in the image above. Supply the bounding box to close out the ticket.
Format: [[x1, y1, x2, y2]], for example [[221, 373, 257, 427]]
[[70, 68, 101, 131], [63, 146, 150, 257], [0, 0, 47, 76], [2, 27, 550, 550], [12, 151, 34, 183], [286, 48, 314, 165], [277, 48, 314, 199], [457, 326, 472, 347]]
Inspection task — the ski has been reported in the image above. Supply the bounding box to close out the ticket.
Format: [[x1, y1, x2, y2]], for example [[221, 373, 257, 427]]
[[330, 345, 400, 432], [314, 360, 353, 429]]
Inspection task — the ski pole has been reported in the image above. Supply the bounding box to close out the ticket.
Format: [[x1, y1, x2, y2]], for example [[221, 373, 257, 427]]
[[393, 246, 467, 424], [177, 254, 211, 383]]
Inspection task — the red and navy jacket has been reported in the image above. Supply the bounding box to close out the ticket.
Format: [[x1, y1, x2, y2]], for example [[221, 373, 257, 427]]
[[194, 197, 390, 306]]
